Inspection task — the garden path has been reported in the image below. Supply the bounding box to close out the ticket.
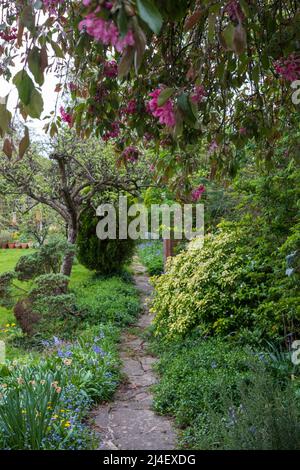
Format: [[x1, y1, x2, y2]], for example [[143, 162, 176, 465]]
[[91, 258, 176, 450]]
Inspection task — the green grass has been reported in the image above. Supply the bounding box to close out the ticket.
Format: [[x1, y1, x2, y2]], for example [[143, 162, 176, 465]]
[[0, 251, 92, 354], [0, 249, 36, 330], [0, 249, 140, 357], [0, 248, 36, 273]]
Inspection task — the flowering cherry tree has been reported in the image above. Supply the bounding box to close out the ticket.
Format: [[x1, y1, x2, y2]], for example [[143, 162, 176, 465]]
[[0, 0, 299, 188]]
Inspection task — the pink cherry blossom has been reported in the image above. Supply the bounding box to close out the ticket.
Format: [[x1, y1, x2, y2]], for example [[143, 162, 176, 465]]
[[122, 146, 139, 163], [60, 107, 73, 127], [191, 185, 206, 202], [148, 88, 176, 128], [274, 54, 300, 82], [43, 0, 64, 14], [102, 121, 120, 141], [69, 82, 77, 92], [79, 13, 134, 52], [190, 85, 206, 104], [104, 60, 118, 78], [123, 99, 137, 115], [0, 27, 17, 41], [82, 0, 91, 6]]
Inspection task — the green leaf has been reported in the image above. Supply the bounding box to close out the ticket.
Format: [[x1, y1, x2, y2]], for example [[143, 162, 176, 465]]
[[34, 0, 43, 9], [50, 122, 58, 138], [13, 70, 35, 106], [157, 88, 175, 106], [24, 88, 44, 118], [221, 23, 235, 50], [134, 26, 146, 73], [118, 47, 135, 78], [20, 5, 35, 30], [0, 101, 12, 135], [177, 93, 197, 126], [136, 0, 163, 35], [50, 41, 64, 59], [208, 13, 216, 44], [28, 46, 44, 86], [117, 7, 128, 38]]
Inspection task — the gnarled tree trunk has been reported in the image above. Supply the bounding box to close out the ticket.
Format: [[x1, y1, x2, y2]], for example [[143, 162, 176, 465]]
[[60, 225, 77, 277]]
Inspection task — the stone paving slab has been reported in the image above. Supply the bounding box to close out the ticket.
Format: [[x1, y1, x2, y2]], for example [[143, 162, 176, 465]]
[[90, 260, 176, 450]]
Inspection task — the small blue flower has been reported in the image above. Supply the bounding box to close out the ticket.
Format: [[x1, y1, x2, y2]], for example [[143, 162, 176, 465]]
[[93, 345, 105, 356]]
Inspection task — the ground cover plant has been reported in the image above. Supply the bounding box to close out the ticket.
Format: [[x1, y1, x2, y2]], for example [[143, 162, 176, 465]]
[[0, 249, 140, 449], [137, 241, 164, 276]]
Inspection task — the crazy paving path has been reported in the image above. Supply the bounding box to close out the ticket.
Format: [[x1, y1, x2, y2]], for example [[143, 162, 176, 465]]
[[91, 259, 176, 450]]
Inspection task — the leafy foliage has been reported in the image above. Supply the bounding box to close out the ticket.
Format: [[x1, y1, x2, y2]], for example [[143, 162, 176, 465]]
[[152, 336, 300, 450], [15, 239, 74, 281], [77, 206, 136, 275], [138, 241, 164, 275], [152, 162, 300, 345]]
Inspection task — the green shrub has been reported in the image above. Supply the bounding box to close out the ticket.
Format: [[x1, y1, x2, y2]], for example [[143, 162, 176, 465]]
[[153, 337, 258, 427], [75, 276, 140, 326], [0, 272, 15, 307], [152, 337, 300, 450], [15, 253, 44, 281], [14, 274, 79, 337], [184, 367, 300, 450], [138, 241, 164, 275], [77, 206, 135, 275], [15, 239, 74, 281], [29, 274, 69, 299], [152, 218, 300, 344]]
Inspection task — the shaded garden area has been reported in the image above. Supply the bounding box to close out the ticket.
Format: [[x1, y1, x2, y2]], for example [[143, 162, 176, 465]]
[[0, 0, 300, 454]]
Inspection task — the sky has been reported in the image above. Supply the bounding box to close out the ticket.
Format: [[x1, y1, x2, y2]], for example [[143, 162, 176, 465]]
[[0, 66, 61, 140]]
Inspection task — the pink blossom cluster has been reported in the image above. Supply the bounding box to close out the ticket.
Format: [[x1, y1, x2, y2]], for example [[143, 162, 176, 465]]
[[123, 99, 137, 115], [43, 0, 63, 14], [191, 184, 206, 202], [224, 0, 245, 22], [148, 88, 176, 128], [79, 13, 135, 52], [60, 107, 73, 127], [190, 85, 206, 104], [102, 121, 120, 141], [83, 1, 113, 8], [122, 146, 139, 163], [69, 82, 77, 92], [0, 27, 17, 41], [274, 54, 300, 82], [103, 60, 118, 78]]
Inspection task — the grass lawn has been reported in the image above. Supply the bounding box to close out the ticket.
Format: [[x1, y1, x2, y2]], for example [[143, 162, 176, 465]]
[[0, 249, 97, 358], [0, 249, 37, 328]]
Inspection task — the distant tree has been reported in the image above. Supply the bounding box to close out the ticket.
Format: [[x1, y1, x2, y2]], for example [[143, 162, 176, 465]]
[[0, 132, 148, 276]]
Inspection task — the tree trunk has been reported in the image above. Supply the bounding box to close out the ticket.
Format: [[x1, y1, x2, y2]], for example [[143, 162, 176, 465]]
[[60, 226, 77, 277]]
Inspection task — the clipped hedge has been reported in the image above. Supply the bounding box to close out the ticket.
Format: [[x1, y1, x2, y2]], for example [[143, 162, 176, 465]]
[[77, 206, 136, 275]]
